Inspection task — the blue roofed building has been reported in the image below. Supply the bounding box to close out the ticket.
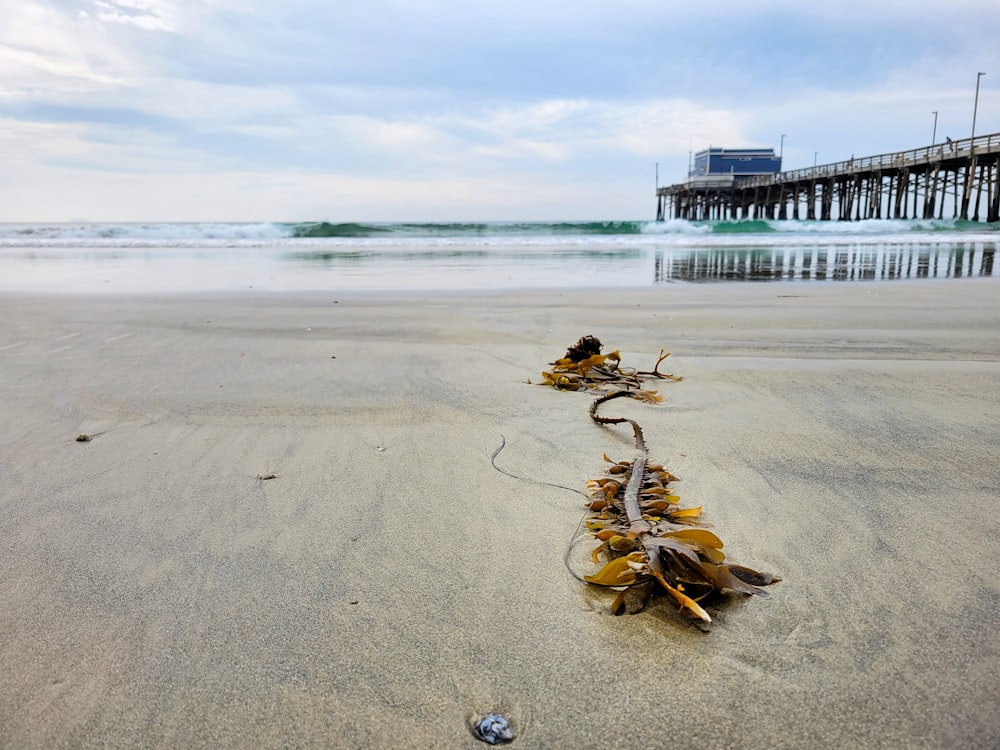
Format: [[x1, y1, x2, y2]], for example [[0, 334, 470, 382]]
[[690, 147, 782, 178]]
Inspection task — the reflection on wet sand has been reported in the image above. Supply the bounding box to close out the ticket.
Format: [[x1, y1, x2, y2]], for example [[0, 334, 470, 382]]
[[655, 242, 996, 282]]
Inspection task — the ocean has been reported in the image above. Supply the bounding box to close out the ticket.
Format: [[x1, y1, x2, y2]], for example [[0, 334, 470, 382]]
[[1, 219, 997, 293]]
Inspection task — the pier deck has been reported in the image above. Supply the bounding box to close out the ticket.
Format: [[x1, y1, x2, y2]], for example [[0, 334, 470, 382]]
[[657, 132, 1000, 223]]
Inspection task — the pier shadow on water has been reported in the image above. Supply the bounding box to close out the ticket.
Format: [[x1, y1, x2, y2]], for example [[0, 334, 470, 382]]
[[654, 241, 995, 283]]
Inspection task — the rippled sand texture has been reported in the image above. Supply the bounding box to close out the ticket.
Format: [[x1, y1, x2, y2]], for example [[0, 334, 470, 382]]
[[2, 280, 998, 748]]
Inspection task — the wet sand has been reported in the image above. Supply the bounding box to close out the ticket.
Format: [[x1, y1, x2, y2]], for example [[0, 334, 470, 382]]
[[1, 280, 998, 748]]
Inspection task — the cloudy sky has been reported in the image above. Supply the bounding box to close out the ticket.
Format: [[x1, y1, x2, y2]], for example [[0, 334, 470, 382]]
[[1, 0, 997, 222]]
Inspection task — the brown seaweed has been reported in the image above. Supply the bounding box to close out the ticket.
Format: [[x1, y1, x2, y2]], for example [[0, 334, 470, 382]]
[[538, 335, 680, 400], [534, 338, 779, 627], [581, 391, 779, 623], [562, 334, 603, 362]]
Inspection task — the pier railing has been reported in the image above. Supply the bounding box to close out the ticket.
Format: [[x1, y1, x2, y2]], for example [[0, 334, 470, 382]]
[[737, 132, 1000, 188]]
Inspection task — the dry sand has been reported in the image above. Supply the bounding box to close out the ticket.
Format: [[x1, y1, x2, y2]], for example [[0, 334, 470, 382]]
[[1, 279, 998, 749]]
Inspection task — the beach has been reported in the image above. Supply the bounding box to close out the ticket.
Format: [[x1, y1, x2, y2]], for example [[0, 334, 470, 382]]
[[1, 279, 998, 748]]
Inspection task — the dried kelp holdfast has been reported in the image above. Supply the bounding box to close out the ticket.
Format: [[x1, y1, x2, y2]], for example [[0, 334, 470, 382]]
[[573, 391, 778, 624], [538, 335, 680, 398]]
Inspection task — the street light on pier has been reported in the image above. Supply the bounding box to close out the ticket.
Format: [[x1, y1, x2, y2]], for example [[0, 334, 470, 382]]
[[931, 111, 938, 146], [814, 151, 818, 167], [971, 72, 985, 143], [961, 72, 986, 220], [780, 134, 786, 159]]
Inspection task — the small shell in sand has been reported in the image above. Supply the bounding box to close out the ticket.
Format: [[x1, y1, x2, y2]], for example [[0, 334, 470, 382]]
[[472, 712, 514, 745]]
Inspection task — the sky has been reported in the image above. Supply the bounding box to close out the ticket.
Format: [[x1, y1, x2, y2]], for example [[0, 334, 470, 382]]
[[1, 0, 998, 222]]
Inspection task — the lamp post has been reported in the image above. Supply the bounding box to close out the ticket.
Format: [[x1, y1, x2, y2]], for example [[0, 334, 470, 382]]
[[813, 151, 818, 167], [931, 111, 938, 146], [971, 72, 985, 143], [655, 162, 659, 190], [780, 134, 786, 159], [961, 72, 985, 220]]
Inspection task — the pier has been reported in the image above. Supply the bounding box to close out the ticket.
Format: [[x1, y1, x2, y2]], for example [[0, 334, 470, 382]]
[[656, 131, 1000, 223]]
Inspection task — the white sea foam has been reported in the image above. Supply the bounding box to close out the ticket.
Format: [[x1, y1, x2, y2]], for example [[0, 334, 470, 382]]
[[1, 219, 996, 251], [0, 220, 995, 292]]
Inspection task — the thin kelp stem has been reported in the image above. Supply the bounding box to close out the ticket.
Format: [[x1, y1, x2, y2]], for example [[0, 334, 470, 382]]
[[588, 391, 648, 454], [490, 434, 588, 498], [490, 435, 592, 583], [636, 349, 683, 381], [589, 391, 650, 527]]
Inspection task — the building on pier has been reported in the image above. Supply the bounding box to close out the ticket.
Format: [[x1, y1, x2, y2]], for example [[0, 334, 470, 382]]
[[657, 132, 1000, 223], [690, 147, 782, 178]]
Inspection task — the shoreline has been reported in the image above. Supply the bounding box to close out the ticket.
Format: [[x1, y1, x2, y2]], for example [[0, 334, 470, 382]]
[[2, 280, 998, 747], [1, 270, 997, 297], [2, 234, 997, 294]]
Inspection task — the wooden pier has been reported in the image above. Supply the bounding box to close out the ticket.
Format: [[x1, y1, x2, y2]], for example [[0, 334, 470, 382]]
[[657, 131, 1000, 223]]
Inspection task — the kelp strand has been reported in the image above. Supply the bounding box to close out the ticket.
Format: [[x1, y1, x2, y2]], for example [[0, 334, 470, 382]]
[[544, 336, 779, 627]]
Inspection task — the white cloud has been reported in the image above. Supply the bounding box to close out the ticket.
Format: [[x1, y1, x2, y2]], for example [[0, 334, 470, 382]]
[[0, 44, 124, 97], [0, 0, 995, 220], [0, 2, 141, 97], [0, 159, 644, 222], [448, 99, 745, 164], [0, 116, 236, 175], [121, 79, 301, 128], [91, 0, 176, 31]]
